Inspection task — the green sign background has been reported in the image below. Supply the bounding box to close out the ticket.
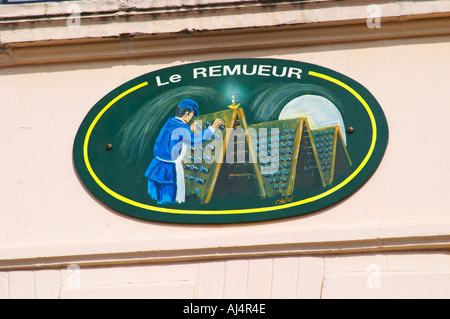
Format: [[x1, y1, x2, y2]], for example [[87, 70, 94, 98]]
[[73, 58, 389, 224]]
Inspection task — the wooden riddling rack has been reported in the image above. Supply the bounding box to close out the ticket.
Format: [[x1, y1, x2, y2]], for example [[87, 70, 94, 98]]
[[182, 107, 352, 204]]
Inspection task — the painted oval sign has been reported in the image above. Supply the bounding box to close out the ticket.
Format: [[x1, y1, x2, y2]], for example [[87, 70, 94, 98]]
[[73, 58, 388, 224]]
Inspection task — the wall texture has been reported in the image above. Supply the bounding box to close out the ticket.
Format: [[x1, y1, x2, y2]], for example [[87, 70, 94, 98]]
[[2, 252, 449, 299], [0, 0, 449, 298]]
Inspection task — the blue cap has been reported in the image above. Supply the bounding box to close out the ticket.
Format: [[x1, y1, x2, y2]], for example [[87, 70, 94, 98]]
[[178, 99, 199, 116]]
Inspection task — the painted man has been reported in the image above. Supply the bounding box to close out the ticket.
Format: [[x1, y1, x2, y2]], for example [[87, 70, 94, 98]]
[[144, 99, 224, 204]]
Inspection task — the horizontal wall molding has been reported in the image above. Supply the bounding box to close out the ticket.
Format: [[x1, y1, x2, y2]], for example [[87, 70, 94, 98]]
[[1, 1, 449, 271], [1, 0, 450, 68], [1, 14, 450, 68], [1, 220, 449, 270]]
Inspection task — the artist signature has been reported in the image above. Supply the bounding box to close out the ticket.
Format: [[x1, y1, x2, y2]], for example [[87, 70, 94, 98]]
[[275, 195, 294, 205]]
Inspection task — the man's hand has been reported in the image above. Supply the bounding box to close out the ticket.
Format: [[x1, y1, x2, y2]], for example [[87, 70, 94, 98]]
[[190, 122, 202, 132], [212, 118, 225, 129]]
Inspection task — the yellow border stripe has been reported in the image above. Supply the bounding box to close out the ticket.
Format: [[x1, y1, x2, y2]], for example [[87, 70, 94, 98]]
[[83, 72, 377, 215]]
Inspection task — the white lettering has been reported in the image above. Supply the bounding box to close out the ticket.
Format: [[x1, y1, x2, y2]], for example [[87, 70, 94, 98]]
[[242, 64, 257, 76], [66, 264, 81, 289], [66, 3, 81, 28], [184, 303, 218, 316], [223, 64, 241, 76], [258, 65, 271, 76], [193, 67, 207, 79], [209, 65, 222, 77], [226, 127, 246, 163], [156, 76, 169, 86], [367, 4, 381, 29], [170, 74, 182, 83], [272, 66, 287, 77], [287, 67, 302, 79], [366, 264, 382, 288], [191, 64, 303, 80]]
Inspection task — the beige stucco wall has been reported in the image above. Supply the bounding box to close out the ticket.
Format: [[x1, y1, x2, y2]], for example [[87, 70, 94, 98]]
[[0, 0, 449, 298]]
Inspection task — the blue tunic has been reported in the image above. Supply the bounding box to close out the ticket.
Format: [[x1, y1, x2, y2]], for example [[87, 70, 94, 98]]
[[144, 117, 214, 204]]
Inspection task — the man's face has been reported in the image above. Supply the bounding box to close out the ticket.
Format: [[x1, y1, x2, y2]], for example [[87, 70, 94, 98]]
[[185, 111, 194, 123]]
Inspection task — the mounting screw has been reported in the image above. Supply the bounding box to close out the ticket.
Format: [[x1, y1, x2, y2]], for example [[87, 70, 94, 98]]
[[346, 127, 354, 134], [106, 143, 113, 150]]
